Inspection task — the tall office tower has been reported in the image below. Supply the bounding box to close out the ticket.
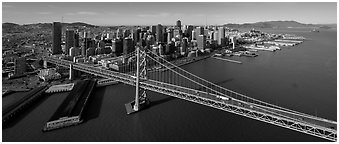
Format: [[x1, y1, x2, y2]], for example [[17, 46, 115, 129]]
[[151, 25, 157, 35], [116, 29, 123, 38], [74, 32, 80, 47], [218, 27, 226, 46], [131, 29, 138, 43], [65, 30, 75, 55], [52, 22, 62, 54], [213, 31, 219, 42], [123, 37, 134, 56], [173, 29, 181, 38], [186, 25, 194, 40], [197, 35, 206, 51], [181, 38, 188, 55], [162, 32, 168, 45], [112, 38, 123, 56], [158, 44, 164, 55], [156, 24, 163, 43], [136, 28, 142, 42], [191, 30, 197, 41], [197, 26, 204, 35], [176, 20, 181, 30], [167, 30, 173, 43], [182, 25, 187, 32], [123, 29, 130, 38], [204, 29, 209, 38], [210, 31, 214, 40], [146, 35, 155, 48]]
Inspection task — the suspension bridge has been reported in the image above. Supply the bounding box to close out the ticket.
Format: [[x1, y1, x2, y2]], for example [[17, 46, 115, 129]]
[[44, 46, 337, 141]]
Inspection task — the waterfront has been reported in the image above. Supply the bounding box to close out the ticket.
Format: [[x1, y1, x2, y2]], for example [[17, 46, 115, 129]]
[[2, 28, 336, 141]]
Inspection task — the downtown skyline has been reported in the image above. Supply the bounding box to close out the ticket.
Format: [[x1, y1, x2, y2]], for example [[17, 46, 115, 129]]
[[2, 2, 337, 26]]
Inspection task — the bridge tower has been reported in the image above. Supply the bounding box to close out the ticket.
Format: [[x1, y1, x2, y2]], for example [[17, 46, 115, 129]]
[[125, 46, 150, 114]]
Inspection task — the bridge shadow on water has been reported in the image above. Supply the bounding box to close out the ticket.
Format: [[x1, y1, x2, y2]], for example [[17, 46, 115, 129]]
[[2, 93, 52, 129], [82, 86, 106, 123], [215, 78, 234, 86], [149, 96, 175, 107]]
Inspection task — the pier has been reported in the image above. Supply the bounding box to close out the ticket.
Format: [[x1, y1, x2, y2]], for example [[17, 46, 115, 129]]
[[43, 79, 97, 131], [3, 86, 49, 125], [45, 83, 75, 93], [212, 56, 242, 64]]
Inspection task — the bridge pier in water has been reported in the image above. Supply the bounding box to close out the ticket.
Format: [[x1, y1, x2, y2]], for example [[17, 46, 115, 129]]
[[125, 46, 150, 114]]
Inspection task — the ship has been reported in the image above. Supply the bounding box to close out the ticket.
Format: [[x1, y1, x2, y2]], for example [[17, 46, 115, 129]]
[[311, 29, 320, 32]]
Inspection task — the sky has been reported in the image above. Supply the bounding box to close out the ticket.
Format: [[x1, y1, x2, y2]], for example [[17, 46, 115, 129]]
[[2, 2, 337, 26]]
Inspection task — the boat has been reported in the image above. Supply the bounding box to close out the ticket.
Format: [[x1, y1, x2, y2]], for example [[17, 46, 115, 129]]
[[214, 53, 224, 57], [243, 51, 258, 57], [225, 53, 233, 57], [233, 52, 242, 57], [269, 46, 281, 50]]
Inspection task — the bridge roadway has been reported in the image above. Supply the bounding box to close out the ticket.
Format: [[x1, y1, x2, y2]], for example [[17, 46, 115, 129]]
[[45, 57, 337, 141]]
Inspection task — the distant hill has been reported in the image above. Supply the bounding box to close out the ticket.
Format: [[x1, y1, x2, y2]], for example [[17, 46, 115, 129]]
[[62, 22, 97, 28], [3, 22, 22, 33], [2, 22, 99, 33], [3, 22, 19, 27], [224, 21, 323, 29]]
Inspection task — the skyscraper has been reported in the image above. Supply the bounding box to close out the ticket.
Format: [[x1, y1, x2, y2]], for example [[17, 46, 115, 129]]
[[197, 27, 204, 35], [181, 38, 188, 55], [74, 32, 80, 47], [176, 20, 181, 30], [116, 29, 123, 38], [173, 29, 181, 38], [167, 30, 173, 43], [213, 31, 219, 42], [65, 30, 75, 55], [197, 35, 206, 51], [151, 25, 157, 35], [156, 24, 163, 43], [52, 22, 62, 55], [186, 25, 194, 41], [218, 27, 226, 46], [191, 30, 197, 41], [123, 37, 134, 56], [123, 29, 130, 38]]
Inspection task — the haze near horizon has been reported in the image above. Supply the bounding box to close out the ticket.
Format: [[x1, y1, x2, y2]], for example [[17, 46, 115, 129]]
[[2, 2, 337, 26]]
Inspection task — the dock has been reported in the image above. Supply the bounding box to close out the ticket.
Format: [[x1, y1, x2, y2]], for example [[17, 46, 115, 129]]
[[43, 79, 97, 131], [3, 86, 48, 125], [45, 83, 75, 93], [212, 56, 242, 64]]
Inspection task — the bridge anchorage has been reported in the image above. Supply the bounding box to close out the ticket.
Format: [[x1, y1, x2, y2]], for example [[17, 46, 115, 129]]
[[124, 46, 150, 114]]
